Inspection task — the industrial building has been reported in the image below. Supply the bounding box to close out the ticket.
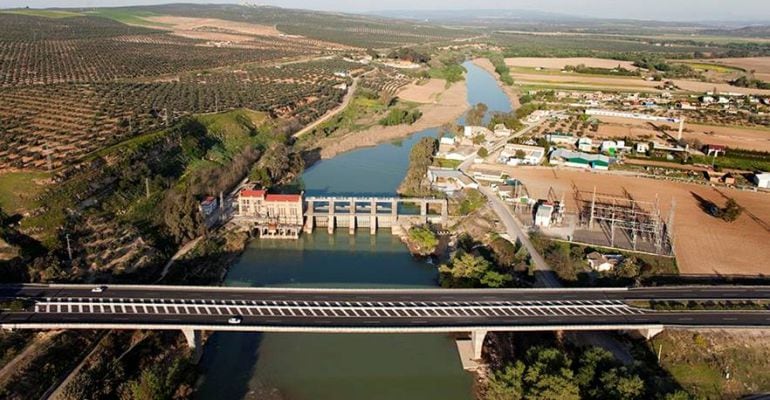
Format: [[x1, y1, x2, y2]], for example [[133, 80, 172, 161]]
[[549, 149, 612, 170]]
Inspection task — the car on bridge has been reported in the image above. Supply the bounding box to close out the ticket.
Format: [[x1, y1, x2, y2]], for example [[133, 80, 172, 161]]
[[228, 316, 242, 325], [90, 286, 107, 294]]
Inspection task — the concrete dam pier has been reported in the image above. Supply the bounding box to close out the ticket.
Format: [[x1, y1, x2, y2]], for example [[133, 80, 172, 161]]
[[304, 196, 448, 235]]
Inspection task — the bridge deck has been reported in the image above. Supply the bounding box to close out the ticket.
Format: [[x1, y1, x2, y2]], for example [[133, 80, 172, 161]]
[[0, 285, 769, 331]]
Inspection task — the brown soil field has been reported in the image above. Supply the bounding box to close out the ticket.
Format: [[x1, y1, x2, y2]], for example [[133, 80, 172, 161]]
[[688, 57, 770, 81], [317, 79, 468, 159], [397, 79, 450, 103], [511, 69, 770, 95], [595, 116, 770, 152], [144, 16, 281, 42], [472, 165, 770, 276], [471, 58, 521, 108], [505, 57, 637, 70], [672, 79, 770, 96]]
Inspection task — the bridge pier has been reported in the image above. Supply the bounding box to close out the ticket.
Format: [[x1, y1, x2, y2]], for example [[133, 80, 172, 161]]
[[472, 329, 487, 360], [181, 328, 203, 361], [633, 326, 665, 340]]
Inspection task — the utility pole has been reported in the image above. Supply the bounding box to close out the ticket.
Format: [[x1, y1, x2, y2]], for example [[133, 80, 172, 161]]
[[145, 177, 151, 199]]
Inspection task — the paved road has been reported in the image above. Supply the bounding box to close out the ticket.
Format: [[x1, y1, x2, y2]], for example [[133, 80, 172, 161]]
[[2, 284, 770, 331], [477, 186, 561, 287]]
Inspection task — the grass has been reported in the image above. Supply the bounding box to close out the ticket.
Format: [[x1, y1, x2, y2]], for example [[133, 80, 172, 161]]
[[428, 64, 466, 85], [197, 109, 271, 155], [673, 62, 744, 73], [85, 8, 168, 27], [1, 9, 83, 18], [433, 158, 462, 169], [651, 330, 770, 399], [0, 171, 50, 214]]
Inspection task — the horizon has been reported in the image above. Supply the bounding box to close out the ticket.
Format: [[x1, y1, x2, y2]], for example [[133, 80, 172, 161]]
[[2, 0, 770, 23]]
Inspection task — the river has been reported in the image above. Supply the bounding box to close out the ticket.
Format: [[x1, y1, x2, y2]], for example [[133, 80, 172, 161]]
[[195, 61, 512, 400]]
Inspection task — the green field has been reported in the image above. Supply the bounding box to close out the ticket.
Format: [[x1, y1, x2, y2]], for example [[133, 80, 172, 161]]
[[673, 61, 745, 73], [1, 9, 83, 18], [0, 172, 50, 214], [84, 9, 167, 27]]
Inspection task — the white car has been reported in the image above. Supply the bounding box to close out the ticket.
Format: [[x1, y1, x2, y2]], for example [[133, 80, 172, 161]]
[[227, 316, 242, 325], [91, 286, 106, 293]]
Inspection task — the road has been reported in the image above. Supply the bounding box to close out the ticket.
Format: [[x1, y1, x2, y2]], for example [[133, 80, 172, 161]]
[[291, 71, 369, 139], [1, 284, 770, 332], [478, 185, 561, 287]]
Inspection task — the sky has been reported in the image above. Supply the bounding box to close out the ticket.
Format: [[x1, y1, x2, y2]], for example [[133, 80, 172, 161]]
[[3, 0, 770, 22]]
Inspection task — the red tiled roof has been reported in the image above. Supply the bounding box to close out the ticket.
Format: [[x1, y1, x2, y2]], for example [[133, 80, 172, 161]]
[[240, 189, 266, 198], [265, 194, 302, 202]]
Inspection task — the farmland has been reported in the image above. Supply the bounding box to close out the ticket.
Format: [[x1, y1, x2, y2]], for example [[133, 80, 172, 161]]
[[593, 116, 770, 153], [0, 57, 356, 170], [482, 166, 770, 276], [677, 57, 770, 81], [119, 3, 474, 48]]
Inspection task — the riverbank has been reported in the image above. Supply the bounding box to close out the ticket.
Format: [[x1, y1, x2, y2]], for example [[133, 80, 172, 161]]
[[471, 58, 521, 110], [314, 78, 468, 160]]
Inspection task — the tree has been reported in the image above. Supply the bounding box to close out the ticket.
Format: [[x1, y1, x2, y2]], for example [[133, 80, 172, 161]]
[[664, 391, 694, 400], [408, 226, 438, 255], [480, 270, 512, 288], [127, 367, 168, 400], [523, 347, 580, 400], [261, 142, 291, 183], [466, 103, 488, 126], [477, 147, 489, 157], [721, 198, 743, 222], [440, 252, 491, 280], [439, 251, 512, 288], [515, 149, 526, 159], [490, 237, 518, 268], [615, 257, 640, 279], [486, 362, 525, 400]]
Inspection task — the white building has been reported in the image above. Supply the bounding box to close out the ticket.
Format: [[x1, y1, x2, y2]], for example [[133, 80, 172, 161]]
[[499, 144, 546, 166], [600, 140, 624, 154], [535, 204, 554, 227], [493, 124, 512, 137], [526, 110, 551, 124], [437, 145, 477, 161], [427, 167, 478, 194], [586, 252, 623, 272], [577, 138, 593, 152], [544, 133, 576, 146], [753, 172, 770, 189], [439, 136, 456, 146], [464, 126, 492, 138]]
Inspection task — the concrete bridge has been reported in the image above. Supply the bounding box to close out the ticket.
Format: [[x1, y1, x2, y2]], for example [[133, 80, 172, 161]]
[[304, 196, 448, 234], [2, 284, 770, 363]]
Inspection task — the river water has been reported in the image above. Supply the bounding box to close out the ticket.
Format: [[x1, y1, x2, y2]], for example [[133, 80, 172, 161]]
[[196, 61, 511, 400]]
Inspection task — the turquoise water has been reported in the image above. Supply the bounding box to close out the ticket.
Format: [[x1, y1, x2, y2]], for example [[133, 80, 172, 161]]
[[196, 61, 512, 400]]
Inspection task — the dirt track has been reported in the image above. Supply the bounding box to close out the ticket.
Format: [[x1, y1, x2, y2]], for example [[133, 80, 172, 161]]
[[474, 165, 770, 276]]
